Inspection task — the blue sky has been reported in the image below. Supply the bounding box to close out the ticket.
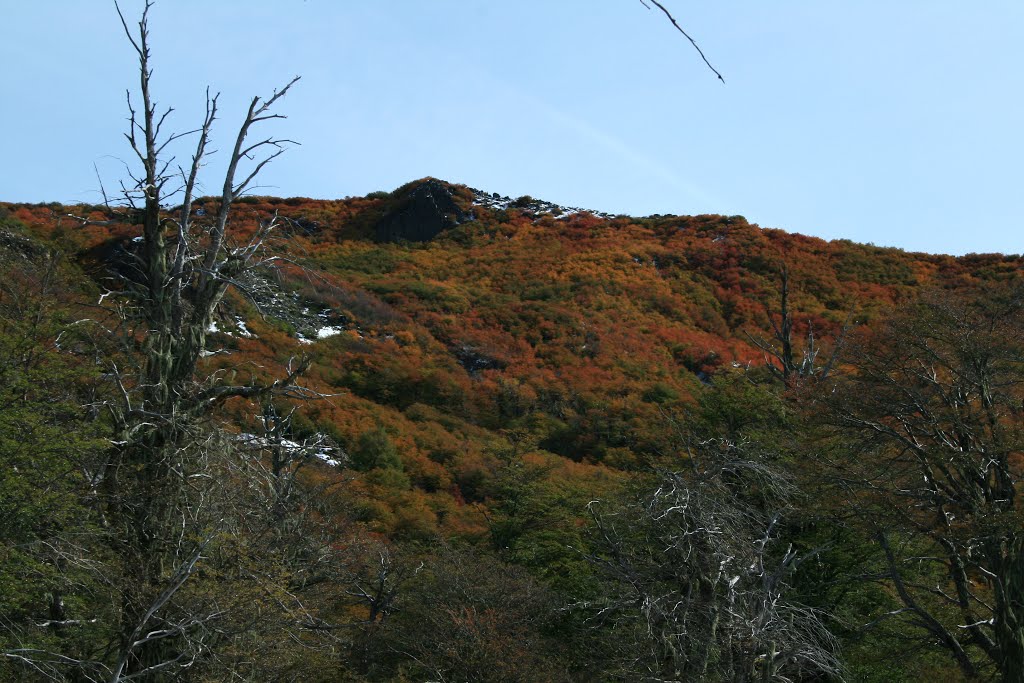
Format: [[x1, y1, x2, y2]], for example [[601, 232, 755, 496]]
[[2, 1, 1021, 256]]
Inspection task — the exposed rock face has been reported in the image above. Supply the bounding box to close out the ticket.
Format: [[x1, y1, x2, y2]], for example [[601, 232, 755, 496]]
[[375, 179, 466, 242], [0, 228, 44, 263], [453, 343, 506, 375]]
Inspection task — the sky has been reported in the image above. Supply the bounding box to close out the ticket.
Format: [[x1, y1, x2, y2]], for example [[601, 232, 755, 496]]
[[2, 1, 1022, 256]]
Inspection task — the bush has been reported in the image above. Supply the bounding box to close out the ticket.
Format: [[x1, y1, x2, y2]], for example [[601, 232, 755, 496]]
[[512, 195, 534, 208], [351, 428, 402, 472]]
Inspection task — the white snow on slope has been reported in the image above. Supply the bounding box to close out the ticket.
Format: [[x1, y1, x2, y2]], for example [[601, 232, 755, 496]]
[[237, 433, 341, 467]]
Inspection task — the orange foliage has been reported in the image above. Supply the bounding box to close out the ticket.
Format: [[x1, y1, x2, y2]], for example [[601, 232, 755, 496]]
[[5, 179, 1019, 538]]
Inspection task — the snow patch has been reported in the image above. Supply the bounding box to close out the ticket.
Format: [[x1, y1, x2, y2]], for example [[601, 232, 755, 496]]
[[235, 317, 254, 338], [468, 187, 614, 221], [317, 326, 344, 339], [237, 432, 341, 467]]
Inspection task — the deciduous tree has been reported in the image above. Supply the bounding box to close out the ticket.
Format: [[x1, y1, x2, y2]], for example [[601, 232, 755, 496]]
[[825, 284, 1024, 679]]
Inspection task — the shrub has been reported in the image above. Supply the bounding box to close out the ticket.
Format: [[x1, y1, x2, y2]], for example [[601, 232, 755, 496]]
[[351, 427, 402, 471]]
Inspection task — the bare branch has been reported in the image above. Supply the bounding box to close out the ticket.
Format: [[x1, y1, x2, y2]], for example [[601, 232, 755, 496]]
[[641, 0, 724, 82]]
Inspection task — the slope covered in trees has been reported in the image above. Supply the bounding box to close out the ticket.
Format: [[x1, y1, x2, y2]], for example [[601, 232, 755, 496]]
[[2, 183, 1022, 680], [7, 181, 1017, 500]]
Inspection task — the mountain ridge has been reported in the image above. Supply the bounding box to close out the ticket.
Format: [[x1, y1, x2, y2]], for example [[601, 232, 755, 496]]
[[9, 176, 1015, 259]]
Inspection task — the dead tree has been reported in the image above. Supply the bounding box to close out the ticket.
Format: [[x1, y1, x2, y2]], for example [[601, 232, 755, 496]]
[[75, 2, 310, 679], [748, 263, 849, 385], [583, 440, 841, 682]]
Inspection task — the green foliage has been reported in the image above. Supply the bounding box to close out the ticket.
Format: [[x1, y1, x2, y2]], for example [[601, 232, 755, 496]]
[[350, 427, 403, 471], [0, 250, 110, 679], [819, 284, 1024, 679], [512, 194, 535, 207], [695, 369, 789, 440], [329, 245, 400, 275], [641, 380, 680, 404]]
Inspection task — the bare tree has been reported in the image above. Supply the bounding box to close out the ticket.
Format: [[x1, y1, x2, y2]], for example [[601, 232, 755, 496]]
[[60, 2, 314, 678], [583, 439, 841, 682], [748, 263, 850, 385]]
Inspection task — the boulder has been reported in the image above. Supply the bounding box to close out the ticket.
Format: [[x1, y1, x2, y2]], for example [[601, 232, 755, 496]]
[[375, 179, 466, 242]]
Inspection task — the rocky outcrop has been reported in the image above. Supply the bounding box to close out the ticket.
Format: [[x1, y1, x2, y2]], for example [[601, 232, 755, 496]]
[[453, 343, 506, 375], [0, 228, 44, 264], [375, 179, 466, 243]]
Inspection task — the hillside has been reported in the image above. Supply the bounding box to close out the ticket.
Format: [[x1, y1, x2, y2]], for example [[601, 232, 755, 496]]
[[1, 181, 1022, 681], [3, 179, 1020, 535]]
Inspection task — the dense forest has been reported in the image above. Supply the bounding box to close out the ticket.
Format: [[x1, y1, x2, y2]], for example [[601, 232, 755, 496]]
[[3, 5, 1024, 682]]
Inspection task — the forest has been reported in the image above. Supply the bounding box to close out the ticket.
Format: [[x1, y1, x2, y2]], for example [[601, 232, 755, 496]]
[[2, 3, 1024, 682]]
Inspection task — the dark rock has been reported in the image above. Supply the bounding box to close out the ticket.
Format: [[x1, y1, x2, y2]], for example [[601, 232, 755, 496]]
[[82, 237, 147, 287], [453, 343, 506, 375], [375, 180, 466, 243], [0, 229, 44, 262]]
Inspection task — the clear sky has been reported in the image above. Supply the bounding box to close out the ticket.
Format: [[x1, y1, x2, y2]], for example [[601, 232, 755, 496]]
[[2, 1, 1021, 256]]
